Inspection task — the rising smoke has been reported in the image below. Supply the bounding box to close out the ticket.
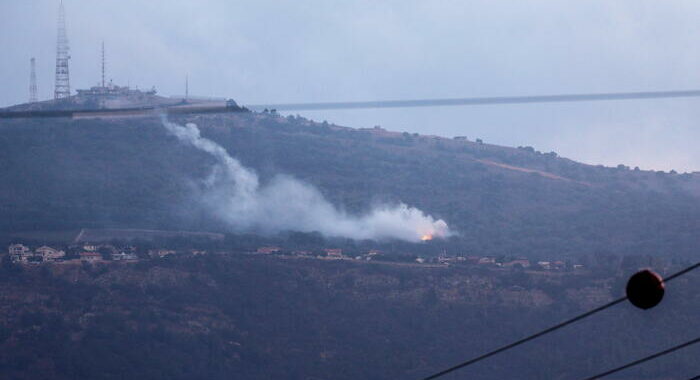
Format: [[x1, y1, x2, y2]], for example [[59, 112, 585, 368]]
[[161, 117, 451, 242]]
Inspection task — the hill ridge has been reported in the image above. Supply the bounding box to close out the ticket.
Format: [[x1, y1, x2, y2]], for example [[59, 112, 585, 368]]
[[1, 111, 699, 258]]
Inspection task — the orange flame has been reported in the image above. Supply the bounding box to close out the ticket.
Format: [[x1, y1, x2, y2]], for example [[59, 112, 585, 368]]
[[421, 234, 433, 241]]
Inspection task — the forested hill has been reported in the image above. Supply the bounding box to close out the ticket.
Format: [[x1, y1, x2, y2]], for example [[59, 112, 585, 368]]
[[1, 111, 699, 258], [0, 254, 699, 380]]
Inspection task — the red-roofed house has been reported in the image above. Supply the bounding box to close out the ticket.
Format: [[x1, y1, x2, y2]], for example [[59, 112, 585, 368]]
[[324, 249, 343, 258], [256, 247, 281, 254]]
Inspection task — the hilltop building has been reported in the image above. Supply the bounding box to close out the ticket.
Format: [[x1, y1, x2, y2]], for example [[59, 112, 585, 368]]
[[9, 4, 233, 114], [73, 42, 161, 109], [76, 81, 156, 98]]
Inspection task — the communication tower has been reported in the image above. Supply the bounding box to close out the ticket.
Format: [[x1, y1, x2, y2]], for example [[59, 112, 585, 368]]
[[101, 41, 105, 88], [54, 1, 71, 99], [29, 58, 38, 103]]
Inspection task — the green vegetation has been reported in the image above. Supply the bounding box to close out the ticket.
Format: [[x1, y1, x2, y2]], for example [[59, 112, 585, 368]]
[[0, 254, 697, 379], [0, 112, 699, 259]]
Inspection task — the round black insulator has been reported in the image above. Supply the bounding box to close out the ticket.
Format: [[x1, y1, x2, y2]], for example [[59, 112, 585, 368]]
[[626, 269, 665, 310]]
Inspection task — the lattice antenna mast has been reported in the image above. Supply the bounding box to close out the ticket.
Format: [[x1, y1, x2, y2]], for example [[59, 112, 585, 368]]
[[54, 1, 71, 99], [29, 58, 38, 103], [101, 41, 105, 87]]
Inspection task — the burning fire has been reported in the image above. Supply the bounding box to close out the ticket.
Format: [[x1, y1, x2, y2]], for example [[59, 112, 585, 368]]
[[421, 234, 433, 241]]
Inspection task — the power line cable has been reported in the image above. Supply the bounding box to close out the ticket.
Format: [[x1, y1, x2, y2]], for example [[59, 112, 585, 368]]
[[421, 297, 627, 380], [579, 336, 700, 380], [420, 262, 700, 380], [247, 89, 700, 112], [5, 89, 700, 119], [663, 262, 700, 282]]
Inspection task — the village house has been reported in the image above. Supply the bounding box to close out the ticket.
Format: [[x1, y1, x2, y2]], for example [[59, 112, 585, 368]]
[[537, 261, 552, 270], [354, 250, 379, 261], [466, 256, 481, 265], [256, 246, 281, 254], [79, 251, 103, 262], [478, 256, 497, 265], [8, 243, 30, 256], [82, 244, 98, 252], [112, 251, 138, 261], [503, 258, 531, 269], [438, 255, 453, 264], [35, 246, 66, 262], [149, 249, 176, 258], [8, 244, 33, 263], [324, 249, 343, 259]]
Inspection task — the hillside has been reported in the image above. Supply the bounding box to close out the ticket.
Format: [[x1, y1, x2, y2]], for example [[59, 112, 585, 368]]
[[0, 254, 698, 380], [1, 110, 699, 258]]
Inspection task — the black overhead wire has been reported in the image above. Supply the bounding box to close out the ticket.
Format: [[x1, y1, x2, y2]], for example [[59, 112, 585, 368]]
[[420, 261, 700, 380], [579, 336, 700, 380], [662, 262, 700, 282], [421, 297, 627, 380]]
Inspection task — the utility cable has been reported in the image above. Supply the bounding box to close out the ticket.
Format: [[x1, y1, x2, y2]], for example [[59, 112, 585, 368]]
[[247, 89, 700, 112], [420, 262, 700, 380], [6, 89, 700, 118], [421, 297, 626, 380], [579, 336, 700, 380]]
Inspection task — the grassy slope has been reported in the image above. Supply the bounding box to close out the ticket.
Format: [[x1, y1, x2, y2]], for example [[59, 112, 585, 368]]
[[0, 111, 699, 258]]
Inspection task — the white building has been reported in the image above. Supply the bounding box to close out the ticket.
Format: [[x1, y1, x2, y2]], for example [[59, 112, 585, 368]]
[[35, 246, 66, 261], [80, 251, 103, 262], [8, 244, 33, 263], [148, 249, 176, 258], [478, 256, 496, 265], [112, 251, 138, 261]]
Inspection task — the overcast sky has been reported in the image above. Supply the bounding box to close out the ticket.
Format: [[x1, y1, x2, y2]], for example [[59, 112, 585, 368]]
[[2, 1, 700, 172]]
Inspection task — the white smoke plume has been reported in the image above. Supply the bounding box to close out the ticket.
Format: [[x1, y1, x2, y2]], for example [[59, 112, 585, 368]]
[[161, 117, 451, 242]]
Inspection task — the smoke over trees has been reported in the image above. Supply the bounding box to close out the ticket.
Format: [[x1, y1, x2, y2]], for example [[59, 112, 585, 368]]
[[161, 117, 451, 242]]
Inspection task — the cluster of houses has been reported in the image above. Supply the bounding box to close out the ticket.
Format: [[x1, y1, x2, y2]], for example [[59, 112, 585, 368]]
[[6, 243, 138, 264], [435, 255, 583, 270], [5, 243, 214, 265], [255, 247, 379, 261], [6, 242, 584, 272], [8, 244, 66, 264], [253, 246, 584, 271]]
